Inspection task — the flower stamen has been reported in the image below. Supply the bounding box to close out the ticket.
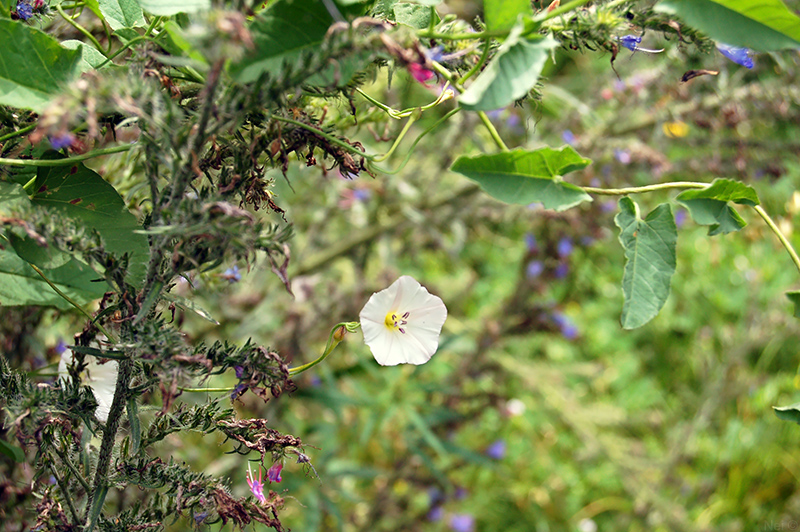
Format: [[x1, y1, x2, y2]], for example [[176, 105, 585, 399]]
[[384, 311, 409, 333]]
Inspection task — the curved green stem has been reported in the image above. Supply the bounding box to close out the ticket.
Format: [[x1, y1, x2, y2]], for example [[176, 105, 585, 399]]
[[460, 40, 491, 84], [56, 4, 110, 59], [288, 323, 358, 376], [477, 111, 509, 152], [95, 35, 155, 69], [583, 182, 707, 195], [753, 205, 800, 277], [0, 143, 133, 169], [533, 0, 595, 24], [0, 124, 36, 143], [372, 113, 417, 163], [372, 107, 460, 175], [179, 386, 236, 393], [28, 264, 117, 343]]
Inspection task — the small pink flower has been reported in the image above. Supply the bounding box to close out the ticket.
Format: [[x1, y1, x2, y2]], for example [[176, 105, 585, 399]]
[[408, 63, 435, 86], [267, 462, 283, 483], [246, 464, 267, 504]]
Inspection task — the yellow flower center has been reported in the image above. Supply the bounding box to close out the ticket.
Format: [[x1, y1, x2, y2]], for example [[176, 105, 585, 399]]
[[384, 311, 409, 334]]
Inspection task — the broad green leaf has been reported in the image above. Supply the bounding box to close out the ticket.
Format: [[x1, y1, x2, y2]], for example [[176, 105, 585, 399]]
[[133, 0, 209, 16], [615, 198, 677, 329], [31, 161, 149, 286], [0, 19, 80, 111], [0, 439, 24, 463], [61, 40, 111, 72], [655, 0, 800, 51], [0, 248, 106, 308], [230, 0, 365, 86], [393, 3, 438, 29], [450, 146, 592, 211], [676, 178, 759, 235], [159, 21, 208, 66], [485, 0, 532, 32], [774, 402, 800, 424], [459, 24, 557, 111], [787, 291, 800, 318], [97, 0, 144, 30]]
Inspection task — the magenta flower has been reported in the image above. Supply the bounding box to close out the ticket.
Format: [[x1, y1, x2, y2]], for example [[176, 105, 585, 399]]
[[267, 461, 283, 483], [246, 464, 267, 504], [408, 63, 435, 86]]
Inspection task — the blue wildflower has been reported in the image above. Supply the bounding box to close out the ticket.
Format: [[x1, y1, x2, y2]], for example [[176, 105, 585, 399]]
[[561, 129, 576, 146], [526, 260, 544, 279], [554, 263, 569, 279], [675, 209, 687, 228], [485, 439, 506, 460], [222, 265, 241, 283], [556, 237, 573, 258], [49, 133, 74, 150], [716, 43, 754, 69], [16, 1, 33, 20], [454, 487, 468, 500], [234, 366, 245, 378], [425, 45, 445, 63], [230, 383, 247, 400], [619, 35, 641, 51], [449, 514, 475, 532], [352, 188, 371, 202]]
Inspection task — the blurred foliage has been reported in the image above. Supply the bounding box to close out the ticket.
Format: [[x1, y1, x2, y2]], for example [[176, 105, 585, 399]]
[[156, 5, 800, 530]]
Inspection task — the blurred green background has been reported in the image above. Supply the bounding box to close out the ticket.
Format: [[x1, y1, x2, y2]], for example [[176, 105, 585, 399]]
[[162, 19, 800, 530], [20, 2, 800, 530]]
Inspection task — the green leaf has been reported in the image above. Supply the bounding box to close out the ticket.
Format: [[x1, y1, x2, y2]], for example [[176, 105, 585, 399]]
[[0, 19, 80, 111], [393, 3, 438, 29], [159, 21, 208, 66], [450, 146, 592, 211], [615, 198, 677, 329], [97, 0, 144, 30], [676, 178, 759, 235], [61, 40, 112, 72], [787, 290, 800, 318], [230, 0, 364, 85], [133, 0, 209, 16], [0, 248, 107, 308], [458, 24, 557, 111], [484, 0, 533, 32], [655, 0, 800, 51], [31, 160, 149, 286], [774, 402, 800, 424], [0, 439, 25, 463]]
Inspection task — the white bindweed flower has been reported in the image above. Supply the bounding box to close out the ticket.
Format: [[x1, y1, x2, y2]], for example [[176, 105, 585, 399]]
[[58, 348, 118, 422], [359, 276, 447, 366]]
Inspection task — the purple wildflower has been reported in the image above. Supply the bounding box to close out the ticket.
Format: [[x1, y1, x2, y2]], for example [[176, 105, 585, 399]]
[[553, 313, 578, 340], [55, 339, 67, 355], [561, 129, 576, 146], [408, 63, 435, 85], [49, 132, 74, 150], [193, 511, 209, 525], [352, 188, 371, 202], [425, 45, 445, 63], [230, 383, 247, 400], [448, 514, 475, 532], [554, 263, 569, 279], [619, 35, 642, 51], [556, 237, 573, 258], [614, 149, 631, 164], [454, 487, 468, 500], [234, 366, 245, 379], [246, 464, 267, 504], [428, 506, 444, 522], [524, 233, 538, 252], [16, 1, 33, 20], [675, 209, 687, 228], [717, 43, 754, 69], [267, 461, 283, 483], [526, 260, 544, 279], [485, 439, 506, 460]]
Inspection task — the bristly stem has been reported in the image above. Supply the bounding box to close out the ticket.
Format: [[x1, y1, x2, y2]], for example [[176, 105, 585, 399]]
[[49, 460, 81, 526]]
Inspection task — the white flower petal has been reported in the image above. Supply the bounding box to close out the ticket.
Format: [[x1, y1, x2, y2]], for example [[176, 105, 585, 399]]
[[57, 348, 118, 422], [359, 276, 447, 366]]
